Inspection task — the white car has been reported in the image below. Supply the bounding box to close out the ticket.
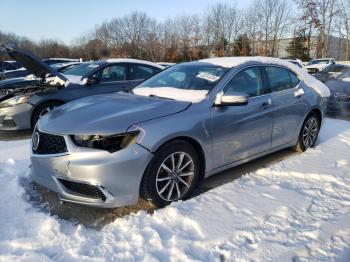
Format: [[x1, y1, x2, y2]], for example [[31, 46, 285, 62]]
[[305, 58, 335, 75]]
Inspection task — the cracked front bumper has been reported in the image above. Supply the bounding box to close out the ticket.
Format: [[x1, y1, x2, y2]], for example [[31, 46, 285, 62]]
[[30, 135, 153, 208]]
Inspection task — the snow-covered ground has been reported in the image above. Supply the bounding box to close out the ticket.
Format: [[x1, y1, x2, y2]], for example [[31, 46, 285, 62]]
[[0, 118, 350, 261]]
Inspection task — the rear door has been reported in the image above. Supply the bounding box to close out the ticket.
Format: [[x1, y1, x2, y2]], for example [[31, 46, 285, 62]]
[[264, 66, 308, 148], [211, 66, 274, 168]]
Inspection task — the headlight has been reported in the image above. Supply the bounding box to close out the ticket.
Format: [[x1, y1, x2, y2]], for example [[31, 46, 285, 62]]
[[0, 95, 31, 108], [71, 131, 140, 153]]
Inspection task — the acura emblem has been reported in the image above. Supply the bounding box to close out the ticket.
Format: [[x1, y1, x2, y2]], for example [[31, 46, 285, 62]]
[[32, 132, 40, 151]]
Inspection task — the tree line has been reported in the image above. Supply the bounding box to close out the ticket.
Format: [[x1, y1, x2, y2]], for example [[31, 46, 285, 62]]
[[1, 0, 350, 62]]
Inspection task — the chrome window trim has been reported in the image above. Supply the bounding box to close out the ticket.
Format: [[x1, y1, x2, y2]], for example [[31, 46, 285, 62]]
[[210, 64, 303, 107]]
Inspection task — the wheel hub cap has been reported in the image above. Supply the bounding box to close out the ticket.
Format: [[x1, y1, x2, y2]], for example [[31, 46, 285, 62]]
[[156, 152, 195, 202]]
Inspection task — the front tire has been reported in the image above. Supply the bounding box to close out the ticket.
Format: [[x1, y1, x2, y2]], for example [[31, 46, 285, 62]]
[[141, 140, 200, 207], [31, 101, 63, 128], [294, 113, 320, 152]]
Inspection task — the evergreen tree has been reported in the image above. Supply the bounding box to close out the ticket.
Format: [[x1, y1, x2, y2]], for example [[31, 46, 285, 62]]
[[233, 34, 252, 56], [286, 34, 309, 61]]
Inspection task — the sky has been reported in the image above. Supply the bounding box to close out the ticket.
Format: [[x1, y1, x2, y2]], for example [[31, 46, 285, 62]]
[[1, 0, 252, 45]]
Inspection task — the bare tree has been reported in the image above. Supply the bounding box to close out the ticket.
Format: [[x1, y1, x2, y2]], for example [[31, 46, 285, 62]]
[[205, 2, 242, 56]]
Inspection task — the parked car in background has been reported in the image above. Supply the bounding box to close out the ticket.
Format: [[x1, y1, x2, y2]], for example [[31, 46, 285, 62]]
[[31, 57, 329, 208], [284, 59, 305, 69], [156, 62, 175, 68], [0, 61, 81, 81], [0, 60, 22, 73], [0, 43, 163, 131], [42, 58, 81, 65], [305, 58, 335, 74], [314, 64, 350, 83], [325, 69, 350, 116]]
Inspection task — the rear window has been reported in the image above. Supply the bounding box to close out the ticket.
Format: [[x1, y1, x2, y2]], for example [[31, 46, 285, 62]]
[[265, 67, 292, 92], [129, 64, 159, 80], [265, 66, 299, 92]]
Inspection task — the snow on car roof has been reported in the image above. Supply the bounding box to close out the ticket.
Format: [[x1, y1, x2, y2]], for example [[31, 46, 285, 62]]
[[200, 56, 330, 97], [106, 58, 164, 69]]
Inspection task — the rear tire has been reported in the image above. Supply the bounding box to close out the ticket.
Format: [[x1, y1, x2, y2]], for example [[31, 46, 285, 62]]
[[293, 112, 320, 152], [31, 101, 63, 128], [141, 140, 200, 207]]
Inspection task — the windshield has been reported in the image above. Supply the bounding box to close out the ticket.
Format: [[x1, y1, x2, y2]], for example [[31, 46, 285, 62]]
[[307, 59, 331, 65], [132, 63, 228, 102], [61, 62, 100, 76]]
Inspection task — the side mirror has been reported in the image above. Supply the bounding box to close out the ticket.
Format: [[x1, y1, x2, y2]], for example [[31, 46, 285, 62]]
[[85, 76, 99, 86], [214, 91, 249, 106]]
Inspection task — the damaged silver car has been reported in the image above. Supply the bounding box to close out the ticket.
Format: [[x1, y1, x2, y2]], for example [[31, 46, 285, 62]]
[[31, 57, 329, 208]]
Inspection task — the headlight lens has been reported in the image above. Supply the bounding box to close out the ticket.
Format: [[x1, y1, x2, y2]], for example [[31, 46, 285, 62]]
[[71, 131, 140, 153], [0, 95, 31, 108]]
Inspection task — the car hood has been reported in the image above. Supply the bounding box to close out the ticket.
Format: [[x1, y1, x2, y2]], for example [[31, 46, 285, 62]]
[[325, 80, 350, 95], [0, 43, 67, 82], [39, 92, 191, 135]]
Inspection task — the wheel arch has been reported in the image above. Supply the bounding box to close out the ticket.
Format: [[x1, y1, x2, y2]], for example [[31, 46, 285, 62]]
[[148, 136, 207, 181], [30, 99, 65, 128], [309, 108, 322, 125]]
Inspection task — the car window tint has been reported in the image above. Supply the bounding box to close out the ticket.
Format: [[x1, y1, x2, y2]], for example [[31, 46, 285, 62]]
[[290, 72, 300, 87], [266, 66, 292, 92], [98, 65, 126, 82], [129, 64, 158, 80], [223, 67, 265, 97]]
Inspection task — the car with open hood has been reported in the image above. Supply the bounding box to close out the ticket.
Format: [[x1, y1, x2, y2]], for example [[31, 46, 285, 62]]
[[0, 60, 82, 81], [0, 44, 163, 131], [31, 57, 329, 208]]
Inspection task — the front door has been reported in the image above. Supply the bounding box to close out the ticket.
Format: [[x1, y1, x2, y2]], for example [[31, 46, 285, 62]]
[[211, 66, 274, 168]]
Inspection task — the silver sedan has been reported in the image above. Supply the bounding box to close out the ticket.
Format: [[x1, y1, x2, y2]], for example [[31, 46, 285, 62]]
[[31, 57, 329, 208]]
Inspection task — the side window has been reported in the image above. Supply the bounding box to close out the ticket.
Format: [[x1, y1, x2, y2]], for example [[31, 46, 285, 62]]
[[96, 64, 126, 82], [129, 64, 158, 80], [290, 72, 300, 87], [265, 66, 293, 92], [223, 67, 265, 97]]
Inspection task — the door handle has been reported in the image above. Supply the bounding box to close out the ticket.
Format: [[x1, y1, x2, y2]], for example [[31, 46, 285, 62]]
[[261, 98, 272, 109], [294, 88, 304, 98]]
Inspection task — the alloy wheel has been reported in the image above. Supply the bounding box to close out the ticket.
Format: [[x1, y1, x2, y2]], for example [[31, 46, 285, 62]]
[[156, 152, 195, 202], [302, 116, 319, 148]]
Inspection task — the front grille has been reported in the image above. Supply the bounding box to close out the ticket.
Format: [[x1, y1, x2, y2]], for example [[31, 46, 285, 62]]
[[3, 119, 16, 127], [307, 68, 318, 74], [58, 179, 106, 201], [32, 131, 67, 155]]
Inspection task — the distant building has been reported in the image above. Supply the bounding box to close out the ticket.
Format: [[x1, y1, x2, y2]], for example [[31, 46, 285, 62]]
[[252, 35, 350, 61]]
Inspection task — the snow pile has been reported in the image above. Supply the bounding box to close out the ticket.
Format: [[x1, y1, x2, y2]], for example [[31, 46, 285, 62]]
[[200, 57, 331, 97], [0, 118, 350, 261], [133, 87, 208, 102]]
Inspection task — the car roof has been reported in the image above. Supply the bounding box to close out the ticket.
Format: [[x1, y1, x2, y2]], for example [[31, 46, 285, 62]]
[[199, 56, 301, 69], [104, 58, 164, 69]]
